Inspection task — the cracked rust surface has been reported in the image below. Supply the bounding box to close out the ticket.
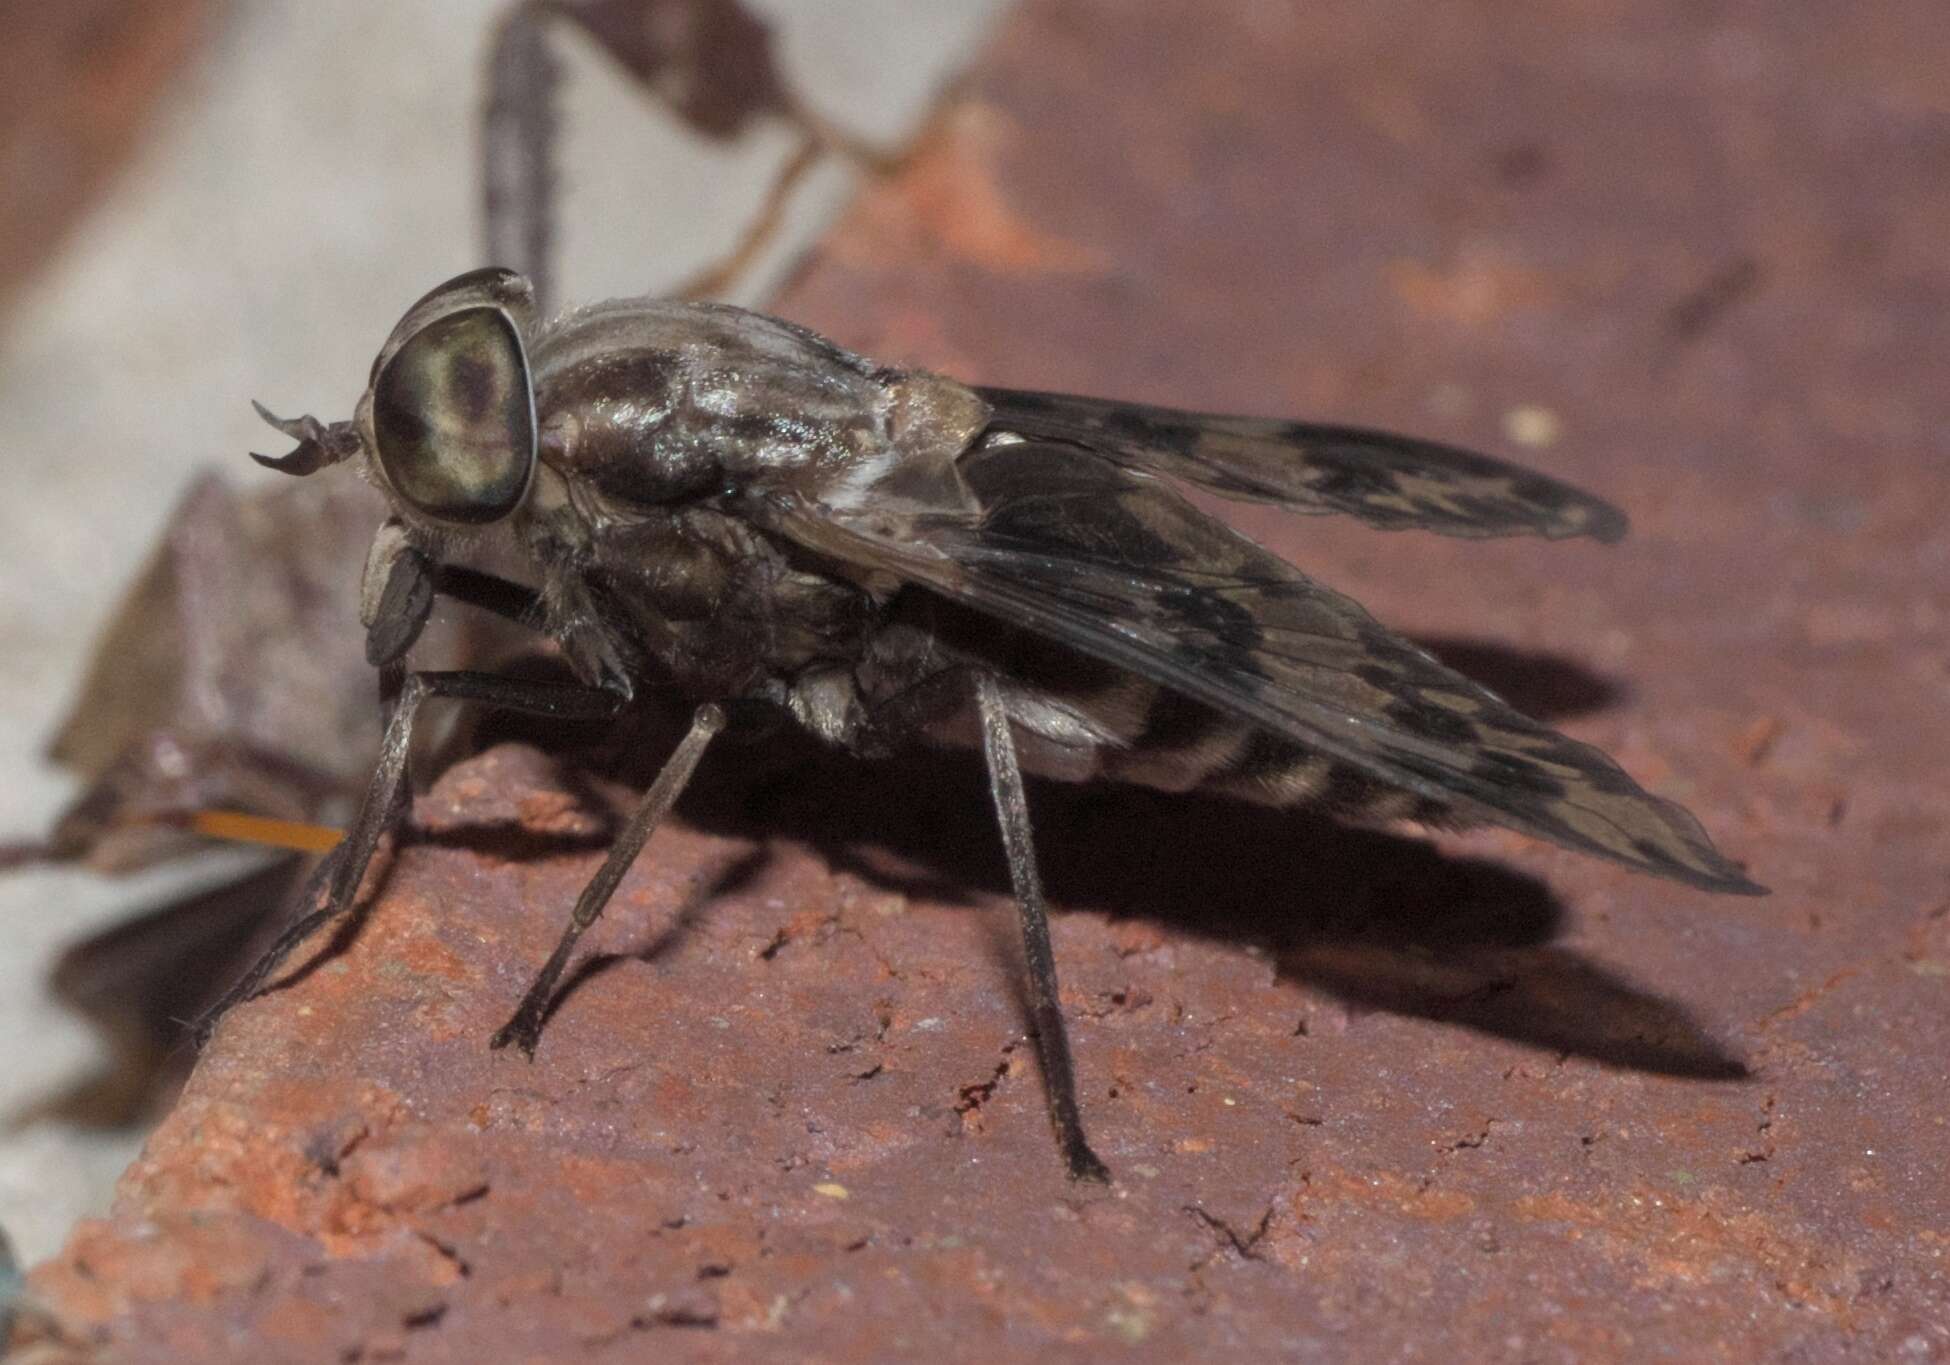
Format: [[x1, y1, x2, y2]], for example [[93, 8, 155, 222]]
[[24, 0, 1950, 1359]]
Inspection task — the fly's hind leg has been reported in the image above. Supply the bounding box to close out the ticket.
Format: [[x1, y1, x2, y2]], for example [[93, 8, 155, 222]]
[[973, 674, 1112, 1183], [842, 666, 1111, 1180]]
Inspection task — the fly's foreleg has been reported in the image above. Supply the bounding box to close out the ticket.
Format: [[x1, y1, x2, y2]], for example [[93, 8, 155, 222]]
[[192, 670, 624, 1047]]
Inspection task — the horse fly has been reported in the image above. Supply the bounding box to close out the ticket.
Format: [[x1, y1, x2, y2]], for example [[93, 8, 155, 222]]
[[209, 268, 1763, 1180]]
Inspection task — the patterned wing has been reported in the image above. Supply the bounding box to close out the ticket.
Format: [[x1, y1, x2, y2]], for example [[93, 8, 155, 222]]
[[977, 388, 1627, 542], [767, 438, 1758, 894]]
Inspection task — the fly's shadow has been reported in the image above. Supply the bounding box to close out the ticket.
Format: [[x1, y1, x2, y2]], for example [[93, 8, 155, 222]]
[[1416, 637, 1623, 725], [465, 642, 1742, 1087]]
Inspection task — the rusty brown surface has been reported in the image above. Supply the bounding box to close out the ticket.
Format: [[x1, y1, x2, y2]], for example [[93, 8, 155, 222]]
[[23, 0, 1950, 1359]]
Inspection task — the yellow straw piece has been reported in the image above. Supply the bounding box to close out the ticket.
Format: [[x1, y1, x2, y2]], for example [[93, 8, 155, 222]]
[[188, 809, 344, 854]]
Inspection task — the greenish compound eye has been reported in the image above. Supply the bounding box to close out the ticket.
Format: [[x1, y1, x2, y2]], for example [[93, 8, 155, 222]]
[[372, 306, 536, 524]]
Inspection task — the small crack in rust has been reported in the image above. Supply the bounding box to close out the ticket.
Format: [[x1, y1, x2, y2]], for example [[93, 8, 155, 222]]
[[1739, 1093, 1779, 1165], [1440, 1120, 1496, 1157], [1183, 1202, 1277, 1268], [1763, 968, 1862, 1029], [956, 1054, 1012, 1115], [305, 1120, 370, 1178]]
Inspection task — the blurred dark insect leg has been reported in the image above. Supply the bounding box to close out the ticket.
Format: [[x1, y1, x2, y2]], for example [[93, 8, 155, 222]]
[[483, 1, 561, 312]]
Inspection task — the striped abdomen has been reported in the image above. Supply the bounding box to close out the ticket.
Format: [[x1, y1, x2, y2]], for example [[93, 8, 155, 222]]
[[1096, 684, 1451, 824], [870, 600, 1455, 829]]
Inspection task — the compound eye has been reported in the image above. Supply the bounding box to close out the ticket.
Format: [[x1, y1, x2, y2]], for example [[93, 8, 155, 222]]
[[372, 306, 535, 524]]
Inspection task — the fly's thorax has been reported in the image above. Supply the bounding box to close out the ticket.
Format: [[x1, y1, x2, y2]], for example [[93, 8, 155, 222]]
[[527, 297, 920, 512], [530, 347, 725, 507], [526, 296, 879, 398]]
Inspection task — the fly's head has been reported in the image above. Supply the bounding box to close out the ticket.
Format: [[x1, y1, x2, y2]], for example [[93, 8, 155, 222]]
[[251, 268, 541, 539]]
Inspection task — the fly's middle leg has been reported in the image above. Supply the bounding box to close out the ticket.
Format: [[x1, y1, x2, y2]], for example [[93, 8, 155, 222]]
[[489, 703, 724, 1057]]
